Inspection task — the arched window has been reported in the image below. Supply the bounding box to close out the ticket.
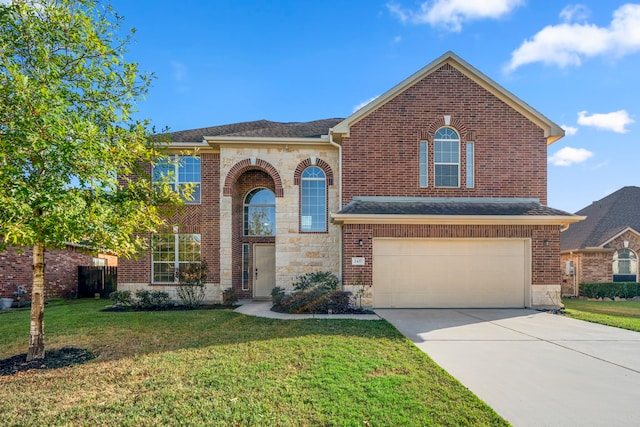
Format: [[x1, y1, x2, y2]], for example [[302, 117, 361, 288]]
[[300, 167, 327, 232], [434, 127, 460, 187], [244, 188, 275, 236], [613, 248, 637, 282]]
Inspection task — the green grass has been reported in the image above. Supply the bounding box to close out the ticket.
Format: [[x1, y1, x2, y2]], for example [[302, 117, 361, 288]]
[[0, 299, 507, 426], [562, 298, 640, 332]]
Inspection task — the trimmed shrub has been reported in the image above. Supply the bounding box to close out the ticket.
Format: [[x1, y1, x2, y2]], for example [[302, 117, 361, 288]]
[[579, 282, 640, 299], [292, 271, 339, 293], [271, 287, 287, 310], [110, 290, 132, 307], [134, 289, 172, 310], [271, 271, 360, 314], [222, 288, 238, 306], [329, 291, 352, 313]]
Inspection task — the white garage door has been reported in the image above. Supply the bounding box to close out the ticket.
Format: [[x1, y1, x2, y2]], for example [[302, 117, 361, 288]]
[[373, 239, 529, 308]]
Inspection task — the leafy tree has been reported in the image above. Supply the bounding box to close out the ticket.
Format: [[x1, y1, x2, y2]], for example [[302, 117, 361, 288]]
[[0, 0, 180, 361]]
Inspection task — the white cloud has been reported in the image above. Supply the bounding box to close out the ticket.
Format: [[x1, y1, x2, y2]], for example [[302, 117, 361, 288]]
[[506, 4, 640, 72], [387, 0, 524, 32], [577, 110, 634, 133], [561, 125, 579, 136], [559, 4, 591, 23], [353, 96, 379, 113], [548, 146, 593, 166]]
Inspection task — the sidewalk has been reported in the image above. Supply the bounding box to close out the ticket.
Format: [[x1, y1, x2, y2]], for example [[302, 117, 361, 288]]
[[234, 300, 381, 320]]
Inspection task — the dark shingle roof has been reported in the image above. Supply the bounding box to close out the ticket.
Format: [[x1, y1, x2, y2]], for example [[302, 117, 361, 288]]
[[337, 197, 574, 217], [561, 186, 640, 251], [163, 118, 344, 142]]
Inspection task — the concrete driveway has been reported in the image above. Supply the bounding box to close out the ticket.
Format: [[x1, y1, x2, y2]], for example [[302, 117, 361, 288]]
[[375, 308, 640, 427]]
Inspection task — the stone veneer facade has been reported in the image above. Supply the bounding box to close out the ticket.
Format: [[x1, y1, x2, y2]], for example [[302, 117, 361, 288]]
[[218, 144, 341, 295]]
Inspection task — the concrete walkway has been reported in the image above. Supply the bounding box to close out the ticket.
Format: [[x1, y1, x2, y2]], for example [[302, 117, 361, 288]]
[[375, 308, 640, 427], [234, 300, 381, 320]]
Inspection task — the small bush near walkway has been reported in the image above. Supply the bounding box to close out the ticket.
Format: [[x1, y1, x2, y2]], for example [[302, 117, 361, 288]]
[[272, 272, 368, 314]]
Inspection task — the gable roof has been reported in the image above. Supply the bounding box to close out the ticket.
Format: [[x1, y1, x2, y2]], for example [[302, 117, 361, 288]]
[[561, 186, 640, 251], [331, 51, 564, 145], [165, 118, 343, 143]]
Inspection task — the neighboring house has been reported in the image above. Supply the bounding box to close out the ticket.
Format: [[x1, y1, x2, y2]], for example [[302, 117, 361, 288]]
[[0, 245, 114, 300], [560, 186, 640, 296], [119, 51, 582, 309]]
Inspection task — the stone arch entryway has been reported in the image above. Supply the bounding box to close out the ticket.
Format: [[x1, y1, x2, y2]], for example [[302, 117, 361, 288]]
[[228, 160, 282, 299]]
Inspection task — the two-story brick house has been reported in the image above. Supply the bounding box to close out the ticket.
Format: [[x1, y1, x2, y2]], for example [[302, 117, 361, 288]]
[[119, 51, 582, 309]]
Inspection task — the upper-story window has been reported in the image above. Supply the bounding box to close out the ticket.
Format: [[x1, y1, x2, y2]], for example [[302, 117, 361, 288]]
[[419, 141, 428, 188], [434, 127, 460, 187], [300, 166, 327, 232], [613, 248, 637, 282], [244, 188, 275, 236], [152, 156, 201, 204]]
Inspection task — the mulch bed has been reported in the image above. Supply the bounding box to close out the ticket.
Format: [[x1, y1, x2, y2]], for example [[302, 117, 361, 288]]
[[0, 347, 94, 376]]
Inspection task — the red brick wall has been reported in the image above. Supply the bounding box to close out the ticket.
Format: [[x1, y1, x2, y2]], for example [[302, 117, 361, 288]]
[[0, 246, 94, 299], [341, 224, 561, 289], [118, 152, 220, 285], [578, 252, 612, 284], [341, 63, 548, 204]]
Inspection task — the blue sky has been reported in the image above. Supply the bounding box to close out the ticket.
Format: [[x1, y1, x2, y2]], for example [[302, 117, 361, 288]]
[[109, 0, 640, 213]]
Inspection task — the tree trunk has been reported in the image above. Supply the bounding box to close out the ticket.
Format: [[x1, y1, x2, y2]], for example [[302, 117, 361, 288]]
[[26, 242, 46, 361]]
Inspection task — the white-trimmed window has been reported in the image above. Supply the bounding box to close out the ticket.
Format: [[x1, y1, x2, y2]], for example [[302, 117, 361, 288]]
[[300, 166, 327, 232], [434, 127, 460, 188], [242, 243, 250, 291], [419, 141, 428, 188], [244, 188, 276, 236], [151, 234, 201, 283], [152, 156, 201, 203], [613, 248, 638, 282], [466, 142, 475, 188]]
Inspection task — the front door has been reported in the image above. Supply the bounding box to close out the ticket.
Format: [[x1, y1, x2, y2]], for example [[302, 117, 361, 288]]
[[254, 243, 275, 298]]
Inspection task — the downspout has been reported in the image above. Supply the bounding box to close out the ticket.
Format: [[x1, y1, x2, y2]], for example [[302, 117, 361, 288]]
[[329, 128, 343, 284], [328, 128, 342, 208]]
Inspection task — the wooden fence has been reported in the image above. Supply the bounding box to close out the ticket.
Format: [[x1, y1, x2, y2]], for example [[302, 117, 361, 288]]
[[77, 266, 117, 298]]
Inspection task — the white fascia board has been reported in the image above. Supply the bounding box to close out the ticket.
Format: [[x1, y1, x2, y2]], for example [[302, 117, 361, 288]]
[[331, 213, 586, 227], [157, 139, 211, 149], [598, 226, 640, 247], [203, 136, 330, 146]]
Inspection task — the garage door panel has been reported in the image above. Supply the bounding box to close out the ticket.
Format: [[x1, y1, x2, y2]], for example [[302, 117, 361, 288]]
[[373, 239, 528, 308]]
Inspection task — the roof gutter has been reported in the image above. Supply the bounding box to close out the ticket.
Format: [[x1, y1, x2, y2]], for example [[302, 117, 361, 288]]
[[331, 213, 586, 227], [328, 128, 342, 208]]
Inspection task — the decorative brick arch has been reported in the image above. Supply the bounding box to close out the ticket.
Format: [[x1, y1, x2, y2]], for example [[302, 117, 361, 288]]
[[420, 116, 471, 142], [223, 158, 284, 197], [293, 158, 334, 186]]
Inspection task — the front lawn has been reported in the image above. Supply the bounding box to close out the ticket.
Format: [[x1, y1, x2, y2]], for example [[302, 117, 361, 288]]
[[562, 298, 640, 332], [0, 299, 507, 426]]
